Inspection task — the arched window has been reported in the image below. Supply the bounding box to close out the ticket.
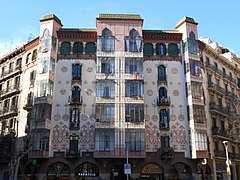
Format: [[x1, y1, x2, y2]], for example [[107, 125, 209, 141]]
[[126, 29, 142, 52], [60, 42, 71, 55], [168, 43, 178, 56], [156, 43, 166, 56], [188, 31, 198, 54], [73, 42, 84, 54], [85, 42, 96, 54], [159, 109, 169, 129], [72, 86, 81, 103], [143, 43, 153, 56], [32, 49, 38, 61], [47, 162, 70, 179], [75, 162, 99, 177], [26, 53, 31, 64], [99, 28, 115, 52], [158, 65, 166, 81]]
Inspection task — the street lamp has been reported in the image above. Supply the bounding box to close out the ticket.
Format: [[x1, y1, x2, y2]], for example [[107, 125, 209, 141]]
[[222, 141, 231, 179], [125, 115, 131, 180]]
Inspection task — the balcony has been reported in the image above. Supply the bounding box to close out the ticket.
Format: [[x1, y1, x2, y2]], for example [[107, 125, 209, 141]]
[[93, 148, 146, 158], [225, 91, 238, 100], [29, 150, 49, 158], [0, 85, 20, 98], [68, 96, 83, 105], [205, 62, 222, 76], [223, 73, 236, 84], [95, 119, 115, 128], [0, 66, 22, 82], [0, 105, 18, 117], [157, 147, 174, 159], [34, 94, 53, 105], [157, 96, 171, 106], [209, 102, 229, 116], [212, 127, 231, 139], [65, 149, 80, 158]]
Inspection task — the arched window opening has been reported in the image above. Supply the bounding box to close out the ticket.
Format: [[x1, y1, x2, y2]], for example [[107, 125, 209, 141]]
[[60, 42, 71, 55]]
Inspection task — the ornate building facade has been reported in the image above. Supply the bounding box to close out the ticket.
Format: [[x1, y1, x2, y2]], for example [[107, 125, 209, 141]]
[[0, 14, 239, 180]]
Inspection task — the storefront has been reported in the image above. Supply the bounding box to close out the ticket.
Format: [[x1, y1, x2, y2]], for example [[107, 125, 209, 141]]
[[140, 163, 164, 180]]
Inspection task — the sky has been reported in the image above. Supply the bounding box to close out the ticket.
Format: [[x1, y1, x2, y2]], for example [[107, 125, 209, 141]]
[[0, 0, 239, 57]]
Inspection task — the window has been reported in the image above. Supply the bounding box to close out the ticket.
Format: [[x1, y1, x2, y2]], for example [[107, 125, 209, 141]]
[[60, 42, 71, 55], [125, 29, 142, 52], [212, 117, 216, 127], [195, 130, 207, 151], [191, 82, 202, 99], [3, 99, 10, 112], [72, 64, 81, 80], [125, 104, 144, 123], [125, 57, 143, 74], [206, 56, 210, 64], [126, 129, 145, 151], [73, 42, 84, 54], [37, 80, 53, 97], [30, 70, 36, 86], [32, 49, 38, 61], [1, 66, 5, 76], [11, 96, 18, 108], [95, 129, 114, 151], [222, 67, 226, 76], [156, 43, 166, 56], [39, 57, 53, 74], [143, 43, 153, 56], [159, 87, 167, 98], [190, 60, 201, 76], [85, 42, 96, 54], [158, 65, 167, 81], [15, 76, 20, 87], [70, 108, 80, 129], [214, 141, 219, 151], [159, 109, 169, 129], [9, 62, 13, 72], [68, 136, 79, 155], [98, 28, 115, 52], [39, 28, 51, 53], [26, 53, 31, 64], [96, 104, 115, 122], [188, 31, 198, 54], [34, 103, 52, 122], [168, 43, 178, 56], [218, 97, 222, 108], [16, 58, 22, 69], [220, 120, 224, 131], [193, 105, 205, 123], [125, 80, 144, 98], [96, 80, 115, 98], [207, 73, 212, 85], [97, 57, 115, 74], [161, 136, 170, 148], [71, 86, 81, 103]]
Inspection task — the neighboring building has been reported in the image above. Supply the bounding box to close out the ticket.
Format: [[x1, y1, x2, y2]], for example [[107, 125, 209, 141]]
[[199, 38, 240, 180], [0, 13, 239, 180]]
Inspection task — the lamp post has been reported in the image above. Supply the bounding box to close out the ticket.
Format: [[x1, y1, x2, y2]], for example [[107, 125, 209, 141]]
[[222, 141, 231, 179], [125, 115, 131, 180]]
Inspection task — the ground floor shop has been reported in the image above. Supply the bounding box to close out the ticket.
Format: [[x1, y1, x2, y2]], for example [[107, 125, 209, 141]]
[[17, 152, 213, 180]]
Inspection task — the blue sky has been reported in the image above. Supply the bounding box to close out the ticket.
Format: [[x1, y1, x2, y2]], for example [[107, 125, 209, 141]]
[[0, 0, 239, 56]]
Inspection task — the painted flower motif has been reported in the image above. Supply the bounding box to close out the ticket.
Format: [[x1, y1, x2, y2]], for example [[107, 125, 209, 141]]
[[61, 66, 68, 73], [62, 114, 69, 121], [152, 115, 158, 121], [145, 115, 150, 121], [86, 89, 93, 96], [146, 67, 152, 73], [173, 90, 179, 96], [83, 80, 88, 84], [54, 114, 61, 121], [152, 81, 156, 85], [171, 68, 178, 74], [81, 114, 88, 121], [147, 89, 153, 96], [178, 114, 184, 121], [60, 89, 66, 95], [87, 66, 93, 72], [170, 114, 177, 121]]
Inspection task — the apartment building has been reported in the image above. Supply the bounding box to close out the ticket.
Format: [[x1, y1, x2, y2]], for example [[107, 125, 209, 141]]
[[0, 13, 239, 180]]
